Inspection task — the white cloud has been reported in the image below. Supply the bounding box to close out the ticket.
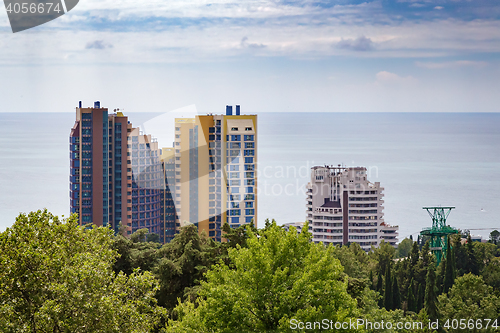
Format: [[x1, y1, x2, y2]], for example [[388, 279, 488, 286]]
[[415, 60, 488, 69], [0, 1, 500, 65], [375, 71, 417, 84]]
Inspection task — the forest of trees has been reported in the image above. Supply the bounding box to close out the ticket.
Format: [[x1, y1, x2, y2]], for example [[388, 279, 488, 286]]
[[1, 209, 500, 332]]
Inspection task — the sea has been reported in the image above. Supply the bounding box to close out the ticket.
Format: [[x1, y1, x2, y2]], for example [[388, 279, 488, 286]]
[[0, 112, 499, 241]]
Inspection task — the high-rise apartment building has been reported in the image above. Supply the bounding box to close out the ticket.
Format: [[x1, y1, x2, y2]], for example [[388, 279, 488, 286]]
[[173, 105, 257, 241], [306, 165, 398, 250], [70, 102, 255, 243], [70, 101, 175, 242]]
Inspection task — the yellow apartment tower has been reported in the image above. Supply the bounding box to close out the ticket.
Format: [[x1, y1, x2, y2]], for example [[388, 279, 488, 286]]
[[173, 105, 257, 240]]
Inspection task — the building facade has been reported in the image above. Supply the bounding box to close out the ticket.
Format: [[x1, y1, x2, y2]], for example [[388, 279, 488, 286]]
[[173, 105, 257, 241], [70, 101, 175, 242], [306, 165, 398, 250], [70, 102, 255, 243]]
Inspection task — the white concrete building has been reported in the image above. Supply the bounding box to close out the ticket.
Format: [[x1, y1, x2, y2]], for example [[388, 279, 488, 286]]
[[282, 222, 310, 234], [306, 165, 398, 251]]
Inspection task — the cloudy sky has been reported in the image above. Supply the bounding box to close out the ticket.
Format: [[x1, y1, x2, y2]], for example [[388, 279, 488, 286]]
[[0, 0, 499, 113]]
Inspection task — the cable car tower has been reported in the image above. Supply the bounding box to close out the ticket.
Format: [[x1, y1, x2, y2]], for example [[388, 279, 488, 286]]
[[420, 207, 459, 265]]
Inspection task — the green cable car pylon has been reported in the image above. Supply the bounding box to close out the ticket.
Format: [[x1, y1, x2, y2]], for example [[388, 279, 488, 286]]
[[420, 207, 459, 265]]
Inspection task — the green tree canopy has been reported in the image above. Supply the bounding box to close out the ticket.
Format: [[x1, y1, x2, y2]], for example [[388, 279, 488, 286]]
[[396, 238, 413, 258], [155, 224, 222, 312], [438, 273, 500, 333], [166, 222, 359, 332], [0, 210, 163, 333]]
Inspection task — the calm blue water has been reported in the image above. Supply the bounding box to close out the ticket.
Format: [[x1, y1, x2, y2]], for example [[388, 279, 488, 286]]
[[0, 112, 499, 241]]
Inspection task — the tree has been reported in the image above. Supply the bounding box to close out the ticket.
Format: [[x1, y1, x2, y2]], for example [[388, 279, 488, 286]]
[[392, 275, 401, 310], [452, 233, 467, 277], [0, 210, 164, 332], [443, 236, 455, 294], [112, 232, 161, 275], [407, 279, 416, 313], [482, 258, 500, 292], [436, 256, 446, 294], [166, 221, 359, 332], [222, 222, 257, 249], [396, 238, 413, 258], [489, 230, 500, 245], [155, 224, 221, 312], [424, 263, 439, 321], [439, 274, 500, 333], [384, 263, 393, 310], [376, 271, 384, 308], [371, 240, 395, 277], [416, 283, 424, 312], [466, 234, 479, 275]]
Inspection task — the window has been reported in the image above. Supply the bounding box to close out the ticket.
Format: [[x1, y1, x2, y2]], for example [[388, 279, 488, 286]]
[[244, 135, 254, 141], [246, 187, 253, 193], [231, 127, 238, 131], [231, 135, 240, 141], [245, 216, 253, 223], [231, 187, 240, 194], [229, 172, 240, 178], [209, 127, 215, 133], [245, 179, 255, 185], [230, 194, 241, 201], [245, 157, 254, 164], [244, 164, 254, 171], [229, 209, 241, 216], [229, 180, 241, 186], [245, 202, 253, 208], [209, 135, 215, 141], [229, 165, 239, 171], [245, 194, 254, 200], [245, 127, 252, 131], [245, 172, 254, 178], [244, 149, 254, 156], [245, 209, 255, 215], [175, 127, 180, 131], [245, 142, 254, 148]]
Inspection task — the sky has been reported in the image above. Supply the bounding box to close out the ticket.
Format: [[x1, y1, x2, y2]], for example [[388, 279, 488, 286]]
[[0, 0, 499, 113]]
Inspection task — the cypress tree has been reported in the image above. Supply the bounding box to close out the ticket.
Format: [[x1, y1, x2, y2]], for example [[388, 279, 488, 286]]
[[466, 234, 479, 275], [376, 271, 384, 308], [453, 234, 468, 277], [443, 236, 455, 294], [425, 264, 439, 321], [409, 242, 419, 280], [384, 264, 393, 310], [417, 283, 424, 312], [392, 275, 401, 310], [369, 270, 374, 290], [407, 278, 416, 313], [436, 255, 446, 295]]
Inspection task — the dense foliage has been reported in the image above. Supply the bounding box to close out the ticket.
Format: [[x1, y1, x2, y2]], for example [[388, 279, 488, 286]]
[[1, 211, 500, 332]]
